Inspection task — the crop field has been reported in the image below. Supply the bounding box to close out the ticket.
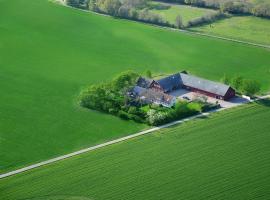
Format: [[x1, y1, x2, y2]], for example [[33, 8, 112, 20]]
[[149, 1, 216, 25], [1, 100, 270, 200], [190, 16, 270, 45], [1, 0, 270, 174]]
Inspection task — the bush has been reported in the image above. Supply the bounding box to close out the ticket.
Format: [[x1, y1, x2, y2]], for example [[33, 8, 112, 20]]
[[112, 70, 139, 91], [186, 11, 227, 28], [147, 109, 169, 125], [252, 3, 270, 18], [118, 110, 130, 120], [231, 75, 244, 91], [241, 79, 261, 96]]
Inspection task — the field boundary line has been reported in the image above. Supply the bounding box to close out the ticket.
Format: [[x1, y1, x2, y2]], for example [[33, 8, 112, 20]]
[[1, 95, 269, 179], [52, 0, 270, 50]]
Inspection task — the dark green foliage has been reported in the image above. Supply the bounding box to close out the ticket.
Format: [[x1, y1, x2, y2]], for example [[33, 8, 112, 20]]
[[118, 110, 130, 120], [65, 0, 79, 7], [231, 75, 244, 91], [186, 11, 227, 27], [79, 71, 139, 114], [145, 70, 152, 78], [155, 0, 270, 18], [242, 79, 261, 96], [146, 101, 203, 125], [220, 1, 253, 14], [112, 71, 139, 91], [221, 75, 261, 96]]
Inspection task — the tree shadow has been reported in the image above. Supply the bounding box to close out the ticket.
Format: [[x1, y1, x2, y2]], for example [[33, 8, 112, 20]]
[[255, 98, 270, 107], [148, 3, 171, 11]]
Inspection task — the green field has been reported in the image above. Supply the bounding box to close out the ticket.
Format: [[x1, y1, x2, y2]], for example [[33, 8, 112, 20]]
[[1, 0, 270, 174], [191, 16, 270, 45], [149, 1, 216, 25], [1, 100, 270, 200]]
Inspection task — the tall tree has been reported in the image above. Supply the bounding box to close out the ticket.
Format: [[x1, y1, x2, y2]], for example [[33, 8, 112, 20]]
[[175, 14, 183, 29]]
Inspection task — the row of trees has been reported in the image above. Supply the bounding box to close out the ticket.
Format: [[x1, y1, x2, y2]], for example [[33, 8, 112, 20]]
[[221, 75, 261, 96], [185, 11, 227, 28], [156, 0, 270, 18], [66, 0, 169, 26]]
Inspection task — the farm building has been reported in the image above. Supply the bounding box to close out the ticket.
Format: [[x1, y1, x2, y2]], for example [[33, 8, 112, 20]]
[[150, 73, 182, 92], [179, 73, 235, 101], [131, 86, 176, 107], [134, 72, 235, 105]]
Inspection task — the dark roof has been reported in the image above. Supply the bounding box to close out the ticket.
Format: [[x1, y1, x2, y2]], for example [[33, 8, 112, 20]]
[[156, 73, 182, 91], [180, 73, 232, 96], [132, 86, 147, 96], [137, 77, 153, 88]]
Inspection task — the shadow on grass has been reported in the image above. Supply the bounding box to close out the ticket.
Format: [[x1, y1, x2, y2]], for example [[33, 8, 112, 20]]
[[256, 99, 270, 107], [148, 3, 171, 10]]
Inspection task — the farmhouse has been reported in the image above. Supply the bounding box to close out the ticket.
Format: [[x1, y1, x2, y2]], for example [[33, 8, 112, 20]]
[[132, 86, 176, 107], [132, 72, 235, 107]]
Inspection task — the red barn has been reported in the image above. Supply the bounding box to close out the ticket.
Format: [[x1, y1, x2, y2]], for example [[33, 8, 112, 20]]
[[148, 72, 235, 101]]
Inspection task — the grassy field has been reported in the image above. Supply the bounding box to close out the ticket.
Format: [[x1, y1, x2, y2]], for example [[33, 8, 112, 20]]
[[190, 16, 270, 45], [1, 100, 270, 200], [1, 0, 270, 174], [149, 1, 217, 25]]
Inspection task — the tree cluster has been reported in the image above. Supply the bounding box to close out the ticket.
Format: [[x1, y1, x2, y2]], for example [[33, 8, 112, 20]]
[[186, 11, 227, 27], [156, 0, 270, 18], [221, 75, 261, 97], [87, 0, 168, 26]]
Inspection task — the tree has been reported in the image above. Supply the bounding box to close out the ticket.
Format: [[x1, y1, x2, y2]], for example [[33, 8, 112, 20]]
[[175, 14, 183, 29], [112, 70, 139, 91], [145, 70, 152, 78], [231, 75, 243, 91], [89, 0, 97, 10], [242, 80, 261, 96], [65, 0, 79, 7], [103, 0, 122, 16]]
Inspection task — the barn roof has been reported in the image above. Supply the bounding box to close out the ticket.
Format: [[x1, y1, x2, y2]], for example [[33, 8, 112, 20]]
[[133, 86, 147, 96], [156, 73, 182, 91], [136, 77, 153, 88], [180, 73, 231, 96]]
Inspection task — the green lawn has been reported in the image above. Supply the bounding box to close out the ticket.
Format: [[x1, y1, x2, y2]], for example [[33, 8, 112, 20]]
[[1, 100, 270, 200], [190, 16, 270, 45], [1, 0, 270, 174], [149, 1, 216, 25]]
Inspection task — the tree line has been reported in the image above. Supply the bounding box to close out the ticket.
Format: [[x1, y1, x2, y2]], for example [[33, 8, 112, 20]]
[[155, 0, 270, 19], [64, 0, 228, 29], [65, 0, 169, 26]]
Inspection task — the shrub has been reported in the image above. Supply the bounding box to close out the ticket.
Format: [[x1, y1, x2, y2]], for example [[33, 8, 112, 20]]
[[118, 110, 130, 120], [242, 79, 261, 96], [231, 75, 244, 91], [186, 11, 227, 28], [112, 70, 139, 91]]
